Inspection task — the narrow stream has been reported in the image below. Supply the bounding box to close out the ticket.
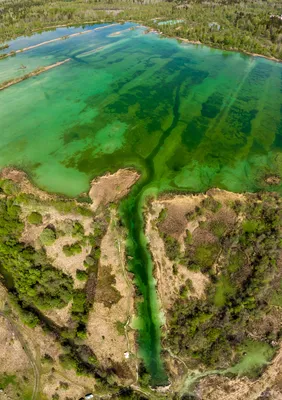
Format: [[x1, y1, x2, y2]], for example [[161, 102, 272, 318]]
[[120, 79, 182, 385]]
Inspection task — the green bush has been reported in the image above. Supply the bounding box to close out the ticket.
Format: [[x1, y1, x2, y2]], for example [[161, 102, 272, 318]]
[[76, 269, 88, 281], [72, 221, 84, 238], [209, 220, 227, 238], [63, 242, 82, 257], [41, 354, 54, 365], [20, 309, 39, 328], [28, 211, 42, 225], [0, 179, 20, 195], [201, 197, 222, 213], [40, 228, 56, 246], [194, 243, 219, 271], [72, 290, 87, 314], [162, 234, 180, 261], [59, 354, 78, 370]]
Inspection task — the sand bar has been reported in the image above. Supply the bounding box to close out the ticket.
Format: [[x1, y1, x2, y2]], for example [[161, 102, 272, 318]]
[[0, 58, 71, 90]]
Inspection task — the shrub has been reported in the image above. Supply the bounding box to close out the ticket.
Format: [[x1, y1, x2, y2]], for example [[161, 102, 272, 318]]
[[162, 234, 180, 261], [0, 179, 20, 195], [72, 290, 87, 314], [194, 243, 219, 271], [63, 242, 82, 257], [209, 220, 227, 238], [41, 354, 54, 365], [201, 197, 222, 213], [72, 221, 84, 238], [76, 269, 88, 281], [40, 228, 56, 246], [20, 309, 39, 328], [28, 211, 42, 225], [59, 354, 77, 370]]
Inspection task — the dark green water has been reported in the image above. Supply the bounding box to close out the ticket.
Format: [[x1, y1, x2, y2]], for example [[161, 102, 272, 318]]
[[0, 22, 282, 384]]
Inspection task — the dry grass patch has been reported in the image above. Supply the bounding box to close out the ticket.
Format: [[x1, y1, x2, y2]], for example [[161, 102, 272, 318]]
[[87, 209, 136, 384], [146, 203, 209, 315], [0, 316, 30, 374]]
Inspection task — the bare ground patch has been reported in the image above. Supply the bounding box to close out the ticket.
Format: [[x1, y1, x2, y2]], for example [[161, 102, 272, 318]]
[[89, 168, 140, 211]]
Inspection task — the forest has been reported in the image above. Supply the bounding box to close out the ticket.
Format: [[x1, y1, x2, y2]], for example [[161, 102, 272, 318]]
[[0, 0, 282, 60]]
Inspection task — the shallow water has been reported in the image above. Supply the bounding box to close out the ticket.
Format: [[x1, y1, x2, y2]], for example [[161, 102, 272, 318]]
[[0, 22, 282, 384]]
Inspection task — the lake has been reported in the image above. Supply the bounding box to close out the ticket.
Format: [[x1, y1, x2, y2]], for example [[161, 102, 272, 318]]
[[0, 21, 281, 384]]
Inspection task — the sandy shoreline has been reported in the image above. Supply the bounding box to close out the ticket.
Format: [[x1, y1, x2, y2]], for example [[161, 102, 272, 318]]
[[1, 20, 280, 64], [1, 23, 120, 59], [0, 58, 70, 90]]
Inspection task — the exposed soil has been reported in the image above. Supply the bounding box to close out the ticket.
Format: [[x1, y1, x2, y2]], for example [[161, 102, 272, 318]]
[[89, 168, 140, 211], [265, 175, 281, 185]]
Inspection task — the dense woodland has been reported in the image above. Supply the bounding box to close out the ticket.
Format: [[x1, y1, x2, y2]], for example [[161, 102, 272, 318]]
[[0, 0, 282, 59]]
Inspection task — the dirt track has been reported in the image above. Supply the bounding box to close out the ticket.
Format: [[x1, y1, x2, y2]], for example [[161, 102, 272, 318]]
[[0, 311, 40, 400]]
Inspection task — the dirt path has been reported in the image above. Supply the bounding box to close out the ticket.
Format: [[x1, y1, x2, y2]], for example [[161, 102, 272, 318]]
[[0, 58, 70, 90], [0, 311, 40, 400]]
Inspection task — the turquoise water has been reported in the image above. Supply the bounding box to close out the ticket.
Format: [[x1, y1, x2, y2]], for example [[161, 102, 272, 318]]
[[0, 22, 282, 384]]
